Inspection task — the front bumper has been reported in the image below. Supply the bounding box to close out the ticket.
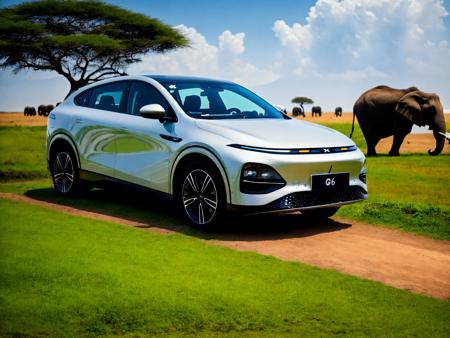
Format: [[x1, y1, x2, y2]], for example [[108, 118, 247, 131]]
[[222, 146, 367, 207], [229, 185, 367, 215]]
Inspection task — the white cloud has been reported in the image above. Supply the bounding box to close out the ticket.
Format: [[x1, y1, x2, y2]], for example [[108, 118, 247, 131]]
[[130, 25, 278, 88], [131, 25, 218, 76], [219, 30, 245, 55], [272, 0, 450, 79], [270, 0, 450, 111], [273, 20, 312, 49]]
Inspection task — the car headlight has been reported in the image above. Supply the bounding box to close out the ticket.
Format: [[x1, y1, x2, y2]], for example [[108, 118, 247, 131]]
[[241, 163, 286, 194]]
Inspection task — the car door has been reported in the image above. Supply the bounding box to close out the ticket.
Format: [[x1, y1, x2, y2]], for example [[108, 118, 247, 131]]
[[74, 81, 129, 177], [113, 81, 180, 193]]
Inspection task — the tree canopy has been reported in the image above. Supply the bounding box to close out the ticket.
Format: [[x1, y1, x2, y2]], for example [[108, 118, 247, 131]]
[[0, 0, 188, 94], [291, 97, 314, 105]]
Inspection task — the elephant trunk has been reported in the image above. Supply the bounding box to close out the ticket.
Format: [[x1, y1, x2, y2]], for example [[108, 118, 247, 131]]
[[428, 109, 446, 156]]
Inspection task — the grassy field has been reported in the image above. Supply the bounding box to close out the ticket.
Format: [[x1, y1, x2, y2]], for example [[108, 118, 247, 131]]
[[0, 126, 47, 180], [1, 199, 449, 337], [0, 124, 448, 239]]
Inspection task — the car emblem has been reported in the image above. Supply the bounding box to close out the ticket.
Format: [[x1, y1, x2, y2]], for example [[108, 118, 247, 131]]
[[324, 148, 330, 153]]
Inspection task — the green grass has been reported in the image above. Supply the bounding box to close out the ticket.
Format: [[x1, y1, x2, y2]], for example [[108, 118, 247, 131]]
[[0, 126, 47, 180], [1, 199, 449, 337], [338, 198, 450, 240]]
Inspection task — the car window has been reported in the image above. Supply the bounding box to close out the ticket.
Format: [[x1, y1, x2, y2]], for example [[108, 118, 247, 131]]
[[127, 81, 171, 116], [219, 89, 264, 115], [90, 82, 127, 112], [157, 80, 287, 120], [178, 88, 210, 109], [75, 89, 92, 107]]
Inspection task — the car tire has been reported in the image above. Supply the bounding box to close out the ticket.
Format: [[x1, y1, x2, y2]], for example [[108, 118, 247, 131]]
[[301, 207, 339, 219], [177, 161, 226, 229], [50, 146, 83, 196]]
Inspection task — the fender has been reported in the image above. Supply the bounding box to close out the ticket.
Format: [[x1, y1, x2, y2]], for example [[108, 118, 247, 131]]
[[170, 146, 232, 204], [47, 132, 81, 169]]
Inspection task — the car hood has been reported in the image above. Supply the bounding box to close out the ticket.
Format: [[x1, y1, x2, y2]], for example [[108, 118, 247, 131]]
[[195, 118, 355, 148]]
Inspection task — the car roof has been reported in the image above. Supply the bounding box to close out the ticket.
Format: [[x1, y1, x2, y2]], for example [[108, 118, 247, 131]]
[[69, 74, 237, 100], [145, 75, 234, 84]]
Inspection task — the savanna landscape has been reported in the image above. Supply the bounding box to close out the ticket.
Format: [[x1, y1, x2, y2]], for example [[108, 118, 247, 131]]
[[1, 0, 450, 336], [1, 111, 449, 337]]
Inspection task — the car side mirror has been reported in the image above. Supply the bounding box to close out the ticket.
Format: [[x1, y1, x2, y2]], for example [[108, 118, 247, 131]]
[[139, 104, 166, 119]]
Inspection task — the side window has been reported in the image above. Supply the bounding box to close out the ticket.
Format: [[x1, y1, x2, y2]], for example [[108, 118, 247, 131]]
[[75, 89, 92, 107], [178, 88, 210, 109], [127, 81, 171, 116], [90, 82, 127, 112]]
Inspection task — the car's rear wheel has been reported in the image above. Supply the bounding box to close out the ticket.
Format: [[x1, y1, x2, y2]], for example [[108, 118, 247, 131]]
[[177, 161, 226, 229], [301, 207, 339, 219], [51, 147, 81, 196]]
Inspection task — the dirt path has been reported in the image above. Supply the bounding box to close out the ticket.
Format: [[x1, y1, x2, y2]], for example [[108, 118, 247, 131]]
[[1, 192, 449, 300], [212, 221, 450, 300]]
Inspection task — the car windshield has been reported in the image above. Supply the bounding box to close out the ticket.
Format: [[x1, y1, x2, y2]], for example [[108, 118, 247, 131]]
[[154, 78, 288, 120]]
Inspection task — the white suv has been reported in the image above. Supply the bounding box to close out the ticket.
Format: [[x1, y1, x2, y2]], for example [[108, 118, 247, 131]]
[[46, 75, 367, 228]]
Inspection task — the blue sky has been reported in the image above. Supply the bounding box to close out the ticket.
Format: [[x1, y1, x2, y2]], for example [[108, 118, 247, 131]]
[[1, 0, 450, 112]]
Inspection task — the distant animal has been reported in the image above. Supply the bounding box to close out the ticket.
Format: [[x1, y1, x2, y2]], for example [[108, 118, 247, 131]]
[[335, 106, 342, 117], [292, 107, 305, 117], [311, 106, 322, 117], [351, 85, 446, 156], [37, 104, 54, 117], [23, 106, 36, 116], [37, 104, 46, 116], [45, 104, 55, 116]]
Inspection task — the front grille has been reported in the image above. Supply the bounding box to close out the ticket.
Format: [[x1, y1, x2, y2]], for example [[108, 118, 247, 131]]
[[271, 186, 367, 210]]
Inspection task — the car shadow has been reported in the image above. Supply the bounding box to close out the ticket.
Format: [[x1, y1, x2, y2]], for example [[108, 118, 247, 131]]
[[24, 186, 352, 241]]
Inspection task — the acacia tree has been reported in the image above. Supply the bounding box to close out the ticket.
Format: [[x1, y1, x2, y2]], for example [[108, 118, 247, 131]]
[[291, 96, 314, 116], [0, 0, 188, 95]]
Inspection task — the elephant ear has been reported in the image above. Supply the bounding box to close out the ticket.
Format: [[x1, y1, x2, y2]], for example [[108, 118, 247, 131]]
[[395, 91, 425, 126]]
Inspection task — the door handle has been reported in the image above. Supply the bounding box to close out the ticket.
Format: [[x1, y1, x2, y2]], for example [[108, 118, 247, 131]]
[[160, 134, 182, 143]]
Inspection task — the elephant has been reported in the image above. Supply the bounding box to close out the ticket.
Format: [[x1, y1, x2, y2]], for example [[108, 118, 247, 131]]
[[37, 104, 46, 116], [292, 106, 305, 117], [351, 85, 446, 156], [311, 106, 322, 117], [23, 106, 36, 116], [45, 104, 55, 116], [335, 106, 342, 117]]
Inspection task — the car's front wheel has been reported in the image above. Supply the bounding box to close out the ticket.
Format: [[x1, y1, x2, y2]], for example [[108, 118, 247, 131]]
[[177, 161, 226, 229], [51, 147, 81, 196]]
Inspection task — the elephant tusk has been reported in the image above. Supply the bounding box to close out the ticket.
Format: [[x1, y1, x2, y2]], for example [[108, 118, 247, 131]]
[[438, 131, 450, 140]]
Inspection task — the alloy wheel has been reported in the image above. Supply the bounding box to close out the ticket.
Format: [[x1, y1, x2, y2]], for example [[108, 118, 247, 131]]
[[182, 169, 218, 225], [53, 152, 75, 194]]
